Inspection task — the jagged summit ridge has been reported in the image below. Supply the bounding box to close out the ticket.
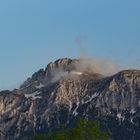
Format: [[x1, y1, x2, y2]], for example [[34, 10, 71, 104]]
[[20, 58, 102, 92], [20, 58, 77, 89]]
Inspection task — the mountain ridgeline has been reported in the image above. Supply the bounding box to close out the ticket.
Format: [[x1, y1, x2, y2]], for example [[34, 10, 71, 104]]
[[0, 58, 140, 140]]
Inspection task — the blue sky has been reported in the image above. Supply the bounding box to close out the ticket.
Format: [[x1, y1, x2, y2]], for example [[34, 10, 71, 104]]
[[0, 0, 140, 90]]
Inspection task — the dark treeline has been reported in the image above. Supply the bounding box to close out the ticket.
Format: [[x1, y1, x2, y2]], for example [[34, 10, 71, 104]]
[[30, 118, 112, 140]]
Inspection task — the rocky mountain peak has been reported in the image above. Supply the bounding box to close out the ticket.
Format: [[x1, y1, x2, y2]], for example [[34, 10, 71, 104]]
[[0, 58, 140, 140], [19, 58, 101, 92], [20, 58, 77, 90]]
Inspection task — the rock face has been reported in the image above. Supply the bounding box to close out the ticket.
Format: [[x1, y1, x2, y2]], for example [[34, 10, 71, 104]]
[[0, 58, 140, 140]]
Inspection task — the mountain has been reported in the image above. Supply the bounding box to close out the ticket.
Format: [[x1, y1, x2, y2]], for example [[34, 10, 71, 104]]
[[0, 58, 140, 140]]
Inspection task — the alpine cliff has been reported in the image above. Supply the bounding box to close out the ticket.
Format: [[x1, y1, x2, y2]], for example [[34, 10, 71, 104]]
[[0, 58, 140, 140]]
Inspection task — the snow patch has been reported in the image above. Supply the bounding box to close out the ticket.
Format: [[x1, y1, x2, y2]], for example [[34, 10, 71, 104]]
[[117, 113, 122, 119], [51, 92, 55, 97], [35, 83, 45, 89], [84, 92, 99, 104], [71, 71, 83, 75], [130, 118, 134, 124], [69, 101, 73, 112], [73, 99, 80, 116], [117, 113, 125, 121], [24, 91, 42, 100], [130, 109, 136, 114]]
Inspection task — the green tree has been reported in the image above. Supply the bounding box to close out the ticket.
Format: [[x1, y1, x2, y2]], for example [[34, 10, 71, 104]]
[[31, 118, 112, 140], [69, 118, 111, 140]]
